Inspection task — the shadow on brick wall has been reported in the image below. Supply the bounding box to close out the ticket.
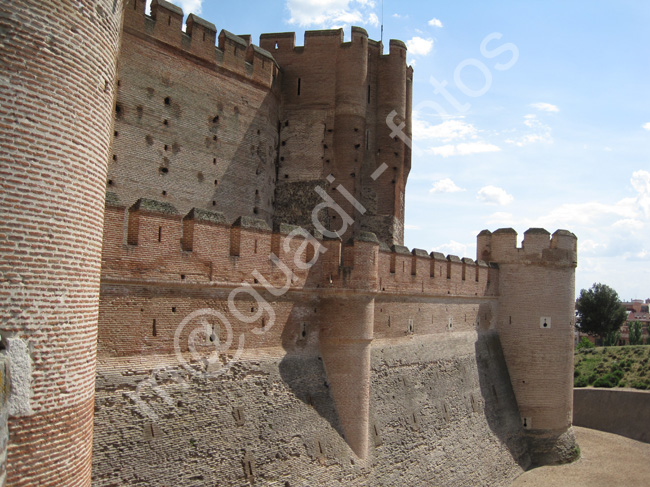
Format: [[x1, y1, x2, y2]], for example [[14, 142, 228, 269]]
[[475, 331, 531, 469]]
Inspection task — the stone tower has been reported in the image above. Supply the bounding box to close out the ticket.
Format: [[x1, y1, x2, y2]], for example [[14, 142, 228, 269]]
[[477, 228, 579, 465], [0, 1, 123, 484]]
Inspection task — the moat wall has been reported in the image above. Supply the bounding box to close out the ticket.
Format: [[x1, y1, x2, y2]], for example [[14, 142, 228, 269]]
[[92, 331, 529, 486]]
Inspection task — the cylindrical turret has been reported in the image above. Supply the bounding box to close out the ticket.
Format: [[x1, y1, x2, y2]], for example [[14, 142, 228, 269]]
[[479, 228, 578, 465], [0, 1, 123, 484], [331, 27, 369, 240], [375, 40, 408, 245]]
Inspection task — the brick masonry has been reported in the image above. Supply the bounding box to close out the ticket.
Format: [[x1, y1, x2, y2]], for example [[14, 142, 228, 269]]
[[0, 1, 123, 485], [0, 1, 578, 485]]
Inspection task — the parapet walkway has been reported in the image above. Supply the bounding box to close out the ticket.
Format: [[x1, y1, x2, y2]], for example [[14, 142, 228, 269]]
[[511, 426, 650, 486]]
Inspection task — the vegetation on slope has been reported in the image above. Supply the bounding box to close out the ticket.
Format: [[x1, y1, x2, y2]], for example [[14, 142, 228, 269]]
[[574, 345, 650, 390]]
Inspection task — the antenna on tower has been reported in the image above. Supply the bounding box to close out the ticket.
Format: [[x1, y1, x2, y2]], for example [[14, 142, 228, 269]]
[[381, 0, 384, 44]]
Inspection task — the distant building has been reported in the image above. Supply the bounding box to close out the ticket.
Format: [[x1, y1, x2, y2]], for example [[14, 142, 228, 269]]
[[577, 298, 649, 345], [620, 299, 650, 344]]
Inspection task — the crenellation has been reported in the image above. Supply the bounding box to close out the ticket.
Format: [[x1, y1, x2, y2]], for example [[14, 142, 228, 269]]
[[246, 44, 279, 85], [101, 205, 495, 298], [411, 248, 430, 278], [123, 1, 278, 88], [123, 0, 146, 30], [522, 227, 551, 255], [481, 227, 578, 267], [551, 229, 578, 252], [259, 32, 296, 52], [388, 38, 408, 56], [181, 207, 228, 252], [477, 229, 492, 262], [185, 14, 217, 61], [150, 0, 184, 46], [351, 26, 370, 43], [488, 227, 518, 262], [127, 198, 180, 247], [304, 28, 345, 48]]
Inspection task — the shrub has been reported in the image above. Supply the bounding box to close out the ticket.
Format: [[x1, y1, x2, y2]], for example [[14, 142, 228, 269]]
[[576, 337, 595, 350], [593, 373, 621, 388], [574, 376, 588, 387]]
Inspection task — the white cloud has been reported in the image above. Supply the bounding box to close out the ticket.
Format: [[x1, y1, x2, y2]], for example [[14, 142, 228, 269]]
[[630, 170, 650, 218], [642, 122, 650, 131], [612, 218, 644, 231], [579, 239, 607, 254], [406, 36, 434, 56], [509, 172, 648, 231], [286, 0, 378, 28], [530, 102, 559, 112], [412, 110, 500, 157], [505, 116, 552, 147], [534, 201, 631, 228], [430, 178, 465, 194], [428, 17, 443, 28], [428, 142, 501, 157], [487, 212, 515, 226], [432, 240, 469, 257], [477, 186, 514, 206], [413, 118, 477, 142], [148, 0, 202, 15], [524, 114, 536, 119], [405, 224, 421, 230]]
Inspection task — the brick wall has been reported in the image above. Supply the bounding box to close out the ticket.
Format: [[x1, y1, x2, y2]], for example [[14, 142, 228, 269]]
[[259, 30, 412, 245], [109, 1, 280, 225], [0, 1, 123, 484]]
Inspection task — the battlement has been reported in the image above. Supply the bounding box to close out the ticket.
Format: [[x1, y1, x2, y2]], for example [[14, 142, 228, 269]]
[[102, 195, 495, 298], [259, 27, 406, 62], [123, 0, 278, 87], [477, 227, 577, 267]]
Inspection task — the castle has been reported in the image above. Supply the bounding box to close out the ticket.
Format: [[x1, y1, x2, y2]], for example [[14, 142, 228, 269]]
[[0, 1, 578, 485]]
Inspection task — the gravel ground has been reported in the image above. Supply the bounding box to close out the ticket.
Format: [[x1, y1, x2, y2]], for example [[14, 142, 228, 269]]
[[511, 426, 650, 487]]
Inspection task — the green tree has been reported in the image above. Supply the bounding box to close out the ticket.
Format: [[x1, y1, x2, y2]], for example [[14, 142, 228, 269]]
[[575, 283, 627, 342], [629, 320, 643, 345], [603, 330, 621, 347]]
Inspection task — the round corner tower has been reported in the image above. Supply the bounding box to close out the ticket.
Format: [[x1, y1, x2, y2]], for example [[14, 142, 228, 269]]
[[477, 227, 579, 466], [0, 1, 123, 484]]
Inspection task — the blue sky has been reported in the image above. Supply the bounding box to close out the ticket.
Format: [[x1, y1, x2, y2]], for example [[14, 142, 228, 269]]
[[150, 1, 650, 300]]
